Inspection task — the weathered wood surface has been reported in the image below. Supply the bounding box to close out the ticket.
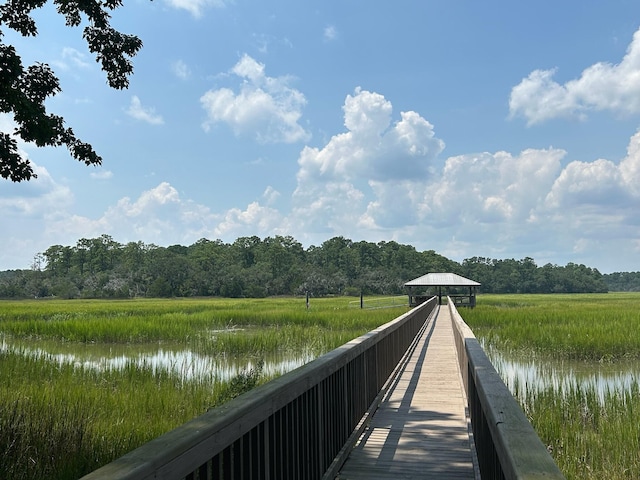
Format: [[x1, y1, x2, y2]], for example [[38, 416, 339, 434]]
[[336, 306, 478, 479]]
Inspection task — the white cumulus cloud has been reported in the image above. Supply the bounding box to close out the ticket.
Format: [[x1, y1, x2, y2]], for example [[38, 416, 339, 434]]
[[6, 84, 640, 274], [324, 25, 338, 42], [292, 87, 445, 234], [544, 159, 624, 208], [421, 148, 565, 226], [126, 96, 164, 125], [510, 27, 640, 124], [172, 60, 191, 80], [543, 129, 640, 225], [297, 87, 444, 185], [262, 186, 280, 205], [619, 128, 640, 196], [90, 170, 113, 180], [52, 47, 91, 72], [0, 165, 76, 269], [0, 165, 74, 218], [214, 201, 284, 238], [200, 54, 310, 144], [164, 0, 226, 18], [43, 182, 221, 246], [24, 182, 292, 262]]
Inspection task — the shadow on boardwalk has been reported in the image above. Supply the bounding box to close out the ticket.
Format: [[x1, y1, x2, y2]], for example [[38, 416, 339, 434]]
[[337, 307, 477, 479]]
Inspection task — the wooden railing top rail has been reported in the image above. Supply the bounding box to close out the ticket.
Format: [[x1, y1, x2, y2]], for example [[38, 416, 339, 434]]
[[81, 298, 436, 480], [448, 299, 565, 479]]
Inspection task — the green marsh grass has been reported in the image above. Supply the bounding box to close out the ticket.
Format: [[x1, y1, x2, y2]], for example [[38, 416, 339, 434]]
[[0, 297, 388, 345], [0, 296, 405, 479], [463, 293, 640, 361], [523, 382, 640, 479], [462, 293, 640, 479]]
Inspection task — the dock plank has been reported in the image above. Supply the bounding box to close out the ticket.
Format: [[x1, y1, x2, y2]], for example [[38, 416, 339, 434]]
[[336, 306, 478, 480]]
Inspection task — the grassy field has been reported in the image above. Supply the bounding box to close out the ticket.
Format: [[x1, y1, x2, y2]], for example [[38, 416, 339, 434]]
[[0, 296, 406, 480], [462, 293, 640, 480], [4, 293, 639, 479]]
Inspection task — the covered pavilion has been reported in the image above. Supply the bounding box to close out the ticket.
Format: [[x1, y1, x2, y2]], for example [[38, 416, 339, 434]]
[[404, 272, 481, 307]]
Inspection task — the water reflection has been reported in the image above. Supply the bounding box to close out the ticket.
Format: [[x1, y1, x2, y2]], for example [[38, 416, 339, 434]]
[[0, 336, 316, 383], [483, 342, 640, 404]]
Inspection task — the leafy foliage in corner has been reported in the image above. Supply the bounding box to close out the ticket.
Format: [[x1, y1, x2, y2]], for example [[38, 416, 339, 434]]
[[0, 0, 142, 181]]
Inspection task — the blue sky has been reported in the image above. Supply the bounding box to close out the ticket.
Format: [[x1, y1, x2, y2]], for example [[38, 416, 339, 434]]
[[3, 0, 640, 273]]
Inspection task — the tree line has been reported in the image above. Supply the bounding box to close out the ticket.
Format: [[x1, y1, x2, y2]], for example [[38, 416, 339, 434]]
[[601, 271, 640, 292], [0, 234, 619, 299]]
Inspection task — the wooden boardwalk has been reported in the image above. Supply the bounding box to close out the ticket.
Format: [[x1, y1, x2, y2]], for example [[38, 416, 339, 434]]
[[336, 306, 479, 479]]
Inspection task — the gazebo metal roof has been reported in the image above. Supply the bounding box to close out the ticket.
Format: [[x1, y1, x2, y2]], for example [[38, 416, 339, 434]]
[[404, 272, 481, 287]]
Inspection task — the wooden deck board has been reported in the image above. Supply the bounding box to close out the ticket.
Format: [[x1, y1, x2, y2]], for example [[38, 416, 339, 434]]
[[336, 306, 478, 480]]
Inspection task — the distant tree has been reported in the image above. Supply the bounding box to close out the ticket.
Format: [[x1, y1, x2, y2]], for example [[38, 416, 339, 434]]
[[43, 244, 73, 275], [146, 247, 190, 297], [1, 0, 142, 181], [232, 236, 263, 268], [48, 276, 79, 299], [319, 236, 357, 280], [147, 276, 172, 298], [187, 238, 228, 296], [87, 234, 121, 273], [263, 235, 305, 294], [603, 271, 640, 292]]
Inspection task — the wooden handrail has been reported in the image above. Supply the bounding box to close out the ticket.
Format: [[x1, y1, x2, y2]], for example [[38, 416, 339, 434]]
[[81, 297, 438, 480], [448, 298, 565, 480]]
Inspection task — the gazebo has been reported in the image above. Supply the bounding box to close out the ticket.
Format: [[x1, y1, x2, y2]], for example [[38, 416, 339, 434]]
[[404, 272, 481, 308]]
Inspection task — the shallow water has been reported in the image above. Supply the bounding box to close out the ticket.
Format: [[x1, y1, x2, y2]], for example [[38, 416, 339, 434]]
[[0, 334, 316, 383], [483, 342, 640, 403]]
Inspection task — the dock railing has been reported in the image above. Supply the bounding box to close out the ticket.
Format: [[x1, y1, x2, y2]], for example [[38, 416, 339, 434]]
[[81, 297, 437, 480], [448, 297, 565, 480]]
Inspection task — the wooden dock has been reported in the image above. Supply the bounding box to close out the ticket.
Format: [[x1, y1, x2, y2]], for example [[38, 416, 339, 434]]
[[336, 306, 479, 479]]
